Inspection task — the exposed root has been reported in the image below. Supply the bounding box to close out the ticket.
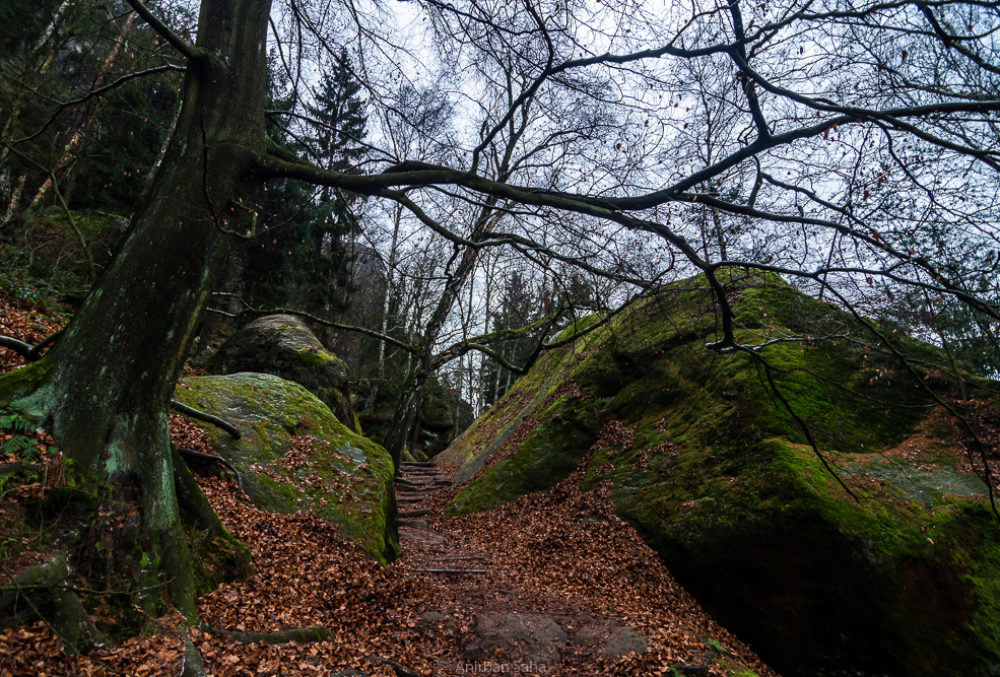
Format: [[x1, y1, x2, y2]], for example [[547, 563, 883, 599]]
[[0, 335, 34, 358], [177, 447, 244, 493], [0, 330, 62, 362], [0, 556, 69, 614], [199, 622, 331, 644], [0, 555, 100, 652], [370, 655, 420, 677], [180, 629, 208, 677], [0, 462, 35, 476], [170, 400, 241, 439]]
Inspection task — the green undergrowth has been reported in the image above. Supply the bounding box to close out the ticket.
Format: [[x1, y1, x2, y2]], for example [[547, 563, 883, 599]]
[[1, 208, 127, 304]]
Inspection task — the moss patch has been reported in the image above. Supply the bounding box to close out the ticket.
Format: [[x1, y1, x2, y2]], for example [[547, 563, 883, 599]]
[[174, 372, 398, 563], [444, 271, 1000, 676]]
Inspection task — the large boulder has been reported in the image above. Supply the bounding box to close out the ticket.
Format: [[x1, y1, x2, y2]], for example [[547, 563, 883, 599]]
[[208, 314, 358, 431], [175, 372, 398, 562], [441, 270, 1000, 677]]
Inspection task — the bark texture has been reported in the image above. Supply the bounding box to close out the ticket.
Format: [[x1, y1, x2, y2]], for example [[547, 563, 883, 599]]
[[1, 0, 272, 627]]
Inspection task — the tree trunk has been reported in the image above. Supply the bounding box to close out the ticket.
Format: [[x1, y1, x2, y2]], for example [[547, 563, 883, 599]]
[[0, 0, 271, 634]]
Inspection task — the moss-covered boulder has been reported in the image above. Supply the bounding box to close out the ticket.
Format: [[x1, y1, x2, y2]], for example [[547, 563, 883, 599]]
[[418, 376, 456, 457], [208, 314, 358, 431], [442, 270, 1000, 677], [357, 374, 457, 458], [175, 372, 398, 563]]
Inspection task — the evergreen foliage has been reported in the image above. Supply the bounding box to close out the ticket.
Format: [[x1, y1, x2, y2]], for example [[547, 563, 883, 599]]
[[243, 50, 367, 314]]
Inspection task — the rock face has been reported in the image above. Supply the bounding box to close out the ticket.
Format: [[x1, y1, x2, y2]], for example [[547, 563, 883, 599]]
[[440, 270, 1000, 677], [358, 374, 459, 460], [209, 314, 358, 431], [175, 372, 398, 562]]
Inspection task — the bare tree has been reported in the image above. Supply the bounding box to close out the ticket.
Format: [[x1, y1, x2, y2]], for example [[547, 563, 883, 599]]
[[0, 0, 998, 653]]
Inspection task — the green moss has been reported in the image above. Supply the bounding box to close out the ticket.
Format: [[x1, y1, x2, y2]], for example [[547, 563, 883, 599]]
[[297, 346, 337, 366], [443, 270, 1000, 676], [420, 390, 454, 431], [175, 373, 398, 562], [0, 359, 55, 410], [448, 408, 595, 516]]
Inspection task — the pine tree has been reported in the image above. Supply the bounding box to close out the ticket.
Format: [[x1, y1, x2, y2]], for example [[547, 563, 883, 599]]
[[243, 50, 367, 315], [480, 271, 541, 408], [301, 48, 368, 313]]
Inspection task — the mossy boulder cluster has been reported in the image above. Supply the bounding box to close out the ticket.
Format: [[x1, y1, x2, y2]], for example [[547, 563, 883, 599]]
[[440, 271, 1000, 677], [175, 372, 398, 563], [357, 374, 457, 460], [208, 314, 358, 431]]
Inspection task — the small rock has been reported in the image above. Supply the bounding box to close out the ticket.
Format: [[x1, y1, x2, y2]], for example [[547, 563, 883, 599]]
[[605, 626, 648, 658], [472, 613, 566, 666]]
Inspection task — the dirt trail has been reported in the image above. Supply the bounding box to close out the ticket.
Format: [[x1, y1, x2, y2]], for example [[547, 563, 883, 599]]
[[392, 461, 776, 677], [0, 452, 777, 677]]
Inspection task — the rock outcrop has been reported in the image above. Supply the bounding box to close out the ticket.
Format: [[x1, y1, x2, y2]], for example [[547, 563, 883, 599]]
[[440, 270, 1000, 677], [209, 314, 358, 431], [175, 372, 398, 562], [358, 374, 459, 460]]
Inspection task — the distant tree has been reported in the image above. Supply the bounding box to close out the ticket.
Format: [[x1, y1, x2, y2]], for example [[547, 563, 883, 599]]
[[1, 0, 998, 657], [480, 271, 541, 407], [243, 49, 367, 314]]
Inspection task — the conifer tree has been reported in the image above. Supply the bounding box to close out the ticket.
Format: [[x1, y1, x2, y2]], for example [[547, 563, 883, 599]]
[[244, 49, 367, 314]]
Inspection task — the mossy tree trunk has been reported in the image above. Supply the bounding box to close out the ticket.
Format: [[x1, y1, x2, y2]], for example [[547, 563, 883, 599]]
[[0, 0, 271, 634]]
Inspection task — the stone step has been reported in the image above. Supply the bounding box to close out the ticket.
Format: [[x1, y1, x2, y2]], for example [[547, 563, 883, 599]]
[[399, 519, 429, 529]]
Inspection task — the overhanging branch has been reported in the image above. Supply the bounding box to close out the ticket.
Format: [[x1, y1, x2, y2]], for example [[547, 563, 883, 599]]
[[122, 0, 199, 61]]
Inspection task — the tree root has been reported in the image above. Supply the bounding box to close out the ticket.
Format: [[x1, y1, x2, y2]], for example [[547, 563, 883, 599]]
[[0, 330, 62, 361], [199, 622, 331, 644], [170, 400, 241, 439], [0, 462, 36, 476], [0, 556, 69, 614], [370, 655, 420, 677], [0, 555, 101, 652], [180, 630, 208, 677], [177, 447, 244, 493], [0, 335, 34, 358]]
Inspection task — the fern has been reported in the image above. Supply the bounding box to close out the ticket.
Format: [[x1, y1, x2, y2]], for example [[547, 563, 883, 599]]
[[0, 412, 32, 435], [1, 435, 35, 458]]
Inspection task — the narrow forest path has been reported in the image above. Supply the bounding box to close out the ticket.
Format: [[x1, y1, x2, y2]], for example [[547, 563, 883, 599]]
[[390, 460, 776, 677], [1, 447, 777, 677]]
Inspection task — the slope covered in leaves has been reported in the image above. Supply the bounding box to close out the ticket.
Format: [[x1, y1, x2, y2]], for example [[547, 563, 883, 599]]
[[440, 270, 1000, 676], [1, 447, 775, 676]]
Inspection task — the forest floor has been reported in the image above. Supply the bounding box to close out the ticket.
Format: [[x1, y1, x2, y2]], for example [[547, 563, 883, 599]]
[[1, 297, 775, 676]]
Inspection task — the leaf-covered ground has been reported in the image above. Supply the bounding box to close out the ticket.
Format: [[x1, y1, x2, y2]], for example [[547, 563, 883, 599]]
[[0, 293, 66, 376], [1, 462, 775, 676], [1, 297, 775, 676]]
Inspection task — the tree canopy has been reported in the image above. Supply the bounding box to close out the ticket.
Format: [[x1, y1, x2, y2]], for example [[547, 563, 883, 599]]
[[0, 0, 998, 661]]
